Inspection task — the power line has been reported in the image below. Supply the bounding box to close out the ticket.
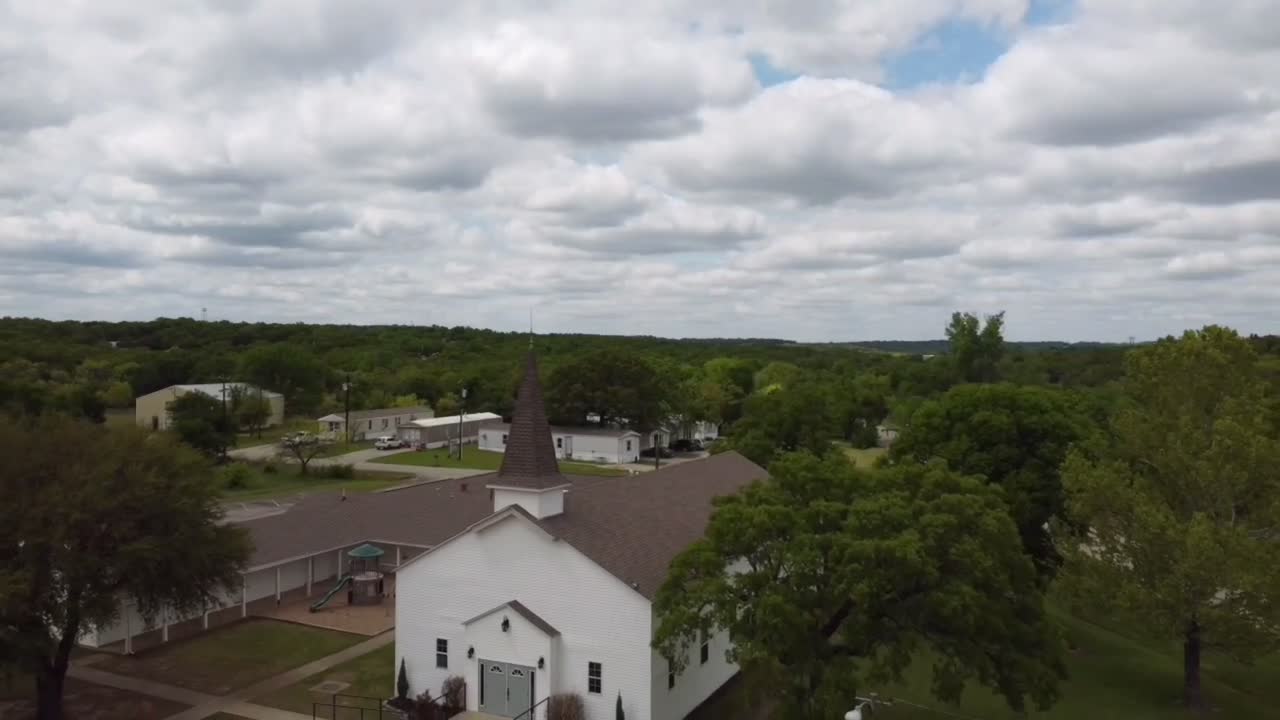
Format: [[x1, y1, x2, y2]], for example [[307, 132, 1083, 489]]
[[885, 696, 990, 720], [857, 693, 991, 720]]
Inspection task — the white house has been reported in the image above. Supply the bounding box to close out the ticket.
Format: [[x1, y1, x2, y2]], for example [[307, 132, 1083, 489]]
[[664, 417, 720, 444], [479, 422, 642, 464], [317, 406, 434, 440], [397, 412, 503, 449], [876, 423, 900, 448], [395, 353, 763, 720]]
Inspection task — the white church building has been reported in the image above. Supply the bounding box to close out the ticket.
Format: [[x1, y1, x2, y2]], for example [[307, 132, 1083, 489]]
[[78, 352, 761, 720], [395, 354, 763, 719]]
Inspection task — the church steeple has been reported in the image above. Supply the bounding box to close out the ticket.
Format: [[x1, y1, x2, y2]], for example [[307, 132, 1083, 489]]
[[495, 351, 566, 490]]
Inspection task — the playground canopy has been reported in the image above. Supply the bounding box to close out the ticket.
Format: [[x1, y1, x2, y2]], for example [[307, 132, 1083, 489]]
[[347, 543, 385, 559]]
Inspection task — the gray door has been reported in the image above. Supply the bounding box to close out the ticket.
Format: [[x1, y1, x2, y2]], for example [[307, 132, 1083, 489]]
[[477, 659, 535, 717], [562, 435, 573, 459], [507, 664, 533, 717], [479, 660, 507, 715]]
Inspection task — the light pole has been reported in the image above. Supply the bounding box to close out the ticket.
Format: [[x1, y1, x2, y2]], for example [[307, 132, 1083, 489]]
[[456, 387, 468, 460], [219, 378, 229, 462], [342, 374, 352, 445]]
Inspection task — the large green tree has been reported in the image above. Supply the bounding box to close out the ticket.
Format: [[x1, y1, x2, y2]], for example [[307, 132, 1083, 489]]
[[169, 390, 236, 459], [655, 453, 1064, 720], [1057, 326, 1280, 711], [946, 311, 1006, 383], [719, 379, 834, 467], [0, 417, 251, 720], [752, 361, 802, 394], [238, 343, 326, 415], [830, 372, 891, 446], [228, 385, 272, 438], [545, 348, 669, 431], [889, 383, 1090, 580]]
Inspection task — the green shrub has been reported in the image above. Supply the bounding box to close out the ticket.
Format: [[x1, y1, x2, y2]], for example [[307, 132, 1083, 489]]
[[262, 462, 277, 474], [322, 463, 355, 479], [397, 658, 410, 701], [220, 463, 253, 490]]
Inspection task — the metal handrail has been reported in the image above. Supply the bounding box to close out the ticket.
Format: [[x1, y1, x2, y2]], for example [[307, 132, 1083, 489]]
[[312, 692, 397, 720], [512, 695, 550, 720]]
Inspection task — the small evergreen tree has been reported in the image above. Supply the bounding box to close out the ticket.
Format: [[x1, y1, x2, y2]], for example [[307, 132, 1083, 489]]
[[616, 692, 625, 720], [397, 658, 409, 701]]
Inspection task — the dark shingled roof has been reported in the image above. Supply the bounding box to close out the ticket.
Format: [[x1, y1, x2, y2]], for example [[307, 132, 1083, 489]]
[[233, 452, 764, 598], [535, 451, 765, 597], [464, 600, 560, 636], [494, 352, 567, 490]]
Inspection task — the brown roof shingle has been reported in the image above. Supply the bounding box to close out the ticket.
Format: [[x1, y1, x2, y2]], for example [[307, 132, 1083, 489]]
[[234, 452, 764, 598], [536, 451, 765, 597]]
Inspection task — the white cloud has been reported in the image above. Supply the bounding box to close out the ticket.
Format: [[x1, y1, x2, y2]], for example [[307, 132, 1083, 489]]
[[0, 0, 1278, 341]]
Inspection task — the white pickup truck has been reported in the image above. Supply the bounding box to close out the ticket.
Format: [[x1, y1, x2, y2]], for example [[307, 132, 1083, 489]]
[[374, 435, 407, 450]]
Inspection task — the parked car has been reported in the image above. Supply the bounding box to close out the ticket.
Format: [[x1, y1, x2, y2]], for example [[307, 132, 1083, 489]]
[[639, 446, 674, 459], [374, 435, 407, 450], [669, 438, 704, 452], [280, 431, 316, 447]]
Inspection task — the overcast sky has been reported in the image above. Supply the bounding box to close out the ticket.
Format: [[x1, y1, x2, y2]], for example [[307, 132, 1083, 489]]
[[1, 1, 1278, 341]]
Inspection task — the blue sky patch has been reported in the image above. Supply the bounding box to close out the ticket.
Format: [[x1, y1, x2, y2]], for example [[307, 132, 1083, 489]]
[[883, 0, 1075, 89], [749, 53, 801, 88], [884, 17, 1011, 89]]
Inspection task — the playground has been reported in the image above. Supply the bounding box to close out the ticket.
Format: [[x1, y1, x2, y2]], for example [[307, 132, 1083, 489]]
[[257, 544, 397, 636]]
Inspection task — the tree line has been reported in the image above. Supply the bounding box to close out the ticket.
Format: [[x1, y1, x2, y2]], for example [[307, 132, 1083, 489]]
[[0, 313, 1156, 441]]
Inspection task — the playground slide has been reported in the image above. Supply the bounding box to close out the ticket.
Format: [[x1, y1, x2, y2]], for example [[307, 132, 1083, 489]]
[[309, 575, 352, 612]]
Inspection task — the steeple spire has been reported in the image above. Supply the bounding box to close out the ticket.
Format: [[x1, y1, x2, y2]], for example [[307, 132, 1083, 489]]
[[495, 351, 565, 489]]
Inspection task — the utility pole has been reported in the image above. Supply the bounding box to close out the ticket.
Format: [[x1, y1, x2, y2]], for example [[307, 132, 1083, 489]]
[[343, 373, 352, 446], [220, 378, 229, 463], [457, 387, 468, 460]]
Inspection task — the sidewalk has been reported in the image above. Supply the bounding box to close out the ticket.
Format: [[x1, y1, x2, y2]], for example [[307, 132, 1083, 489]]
[[70, 629, 394, 720], [67, 665, 217, 707]]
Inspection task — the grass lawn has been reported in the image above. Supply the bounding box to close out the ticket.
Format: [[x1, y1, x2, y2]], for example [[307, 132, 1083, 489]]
[[371, 446, 627, 477], [220, 464, 414, 502], [254, 642, 395, 714], [0, 677, 189, 720], [314, 440, 375, 458], [841, 445, 886, 468], [94, 619, 367, 695], [875, 610, 1280, 720], [694, 608, 1280, 720]]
